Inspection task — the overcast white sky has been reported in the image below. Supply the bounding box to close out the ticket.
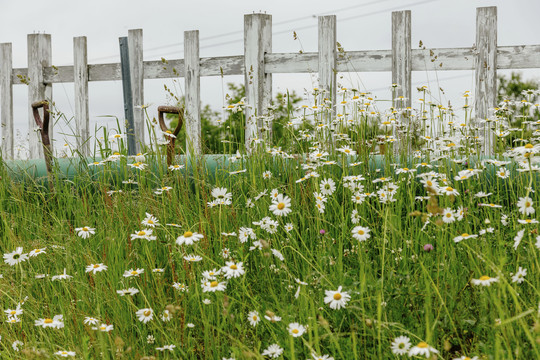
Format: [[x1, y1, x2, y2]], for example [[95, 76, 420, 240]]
[[1, 0, 540, 156]]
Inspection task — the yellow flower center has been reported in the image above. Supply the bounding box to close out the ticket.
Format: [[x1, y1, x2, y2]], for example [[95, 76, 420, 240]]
[[277, 203, 285, 210], [447, 143, 456, 147], [252, 316, 258, 320], [137, 231, 146, 236], [403, 168, 409, 171], [417, 342, 428, 348], [230, 264, 238, 270], [143, 310, 151, 317], [210, 281, 218, 287], [462, 233, 469, 237], [446, 213, 452, 217], [525, 202, 531, 207], [446, 187, 453, 192], [357, 230, 365, 235], [82, 227, 88, 231], [333, 293, 342, 300], [93, 264, 100, 268], [525, 143, 534, 149], [131, 271, 138, 275], [184, 231, 193, 238], [479, 275, 490, 281], [292, 329, 299, 334], [44, 318, 53, 324], [10, 310, 16, 315]]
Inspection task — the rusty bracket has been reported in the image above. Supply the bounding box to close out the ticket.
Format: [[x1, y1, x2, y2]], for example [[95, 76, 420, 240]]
[[157, 106, 183, 167], [32, 100, 54, 176]]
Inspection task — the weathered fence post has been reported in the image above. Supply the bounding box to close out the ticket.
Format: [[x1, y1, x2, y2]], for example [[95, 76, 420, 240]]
[[392, 10, 412, 154], [128, 29, 144, 153], [0, 43, 13, 159], [28, 34, 52, 159], [74, 36, 89, 156], [119, 37, 136, 155], [475, 6, 497, 155], [244, 13, 272, 151], [184, 30, 201, 156], [318, 15, 337, 132]]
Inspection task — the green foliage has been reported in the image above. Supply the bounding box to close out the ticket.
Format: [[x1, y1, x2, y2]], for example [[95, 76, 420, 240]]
[[167, 83, 302, 154]]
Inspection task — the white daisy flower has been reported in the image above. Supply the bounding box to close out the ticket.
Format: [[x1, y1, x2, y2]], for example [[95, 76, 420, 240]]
[[288, 322, 307, 337], [176, 231, 204, 246], [323, 286, 351, 310], [136, 308, 154, 323], [408, 341, 438, 358], [3, 247, 29, 266], [352, 226, 371, 242], [75, 226, 95, 239], [390, 335, 411, 355]]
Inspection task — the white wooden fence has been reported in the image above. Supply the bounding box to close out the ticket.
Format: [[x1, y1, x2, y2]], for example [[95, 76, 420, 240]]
[[1, 6, 539, 159]]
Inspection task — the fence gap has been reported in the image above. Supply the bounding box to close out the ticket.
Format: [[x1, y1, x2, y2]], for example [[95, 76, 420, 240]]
[[0, 43, 13, 159], [74, 36, 89, 156], [475, 6, 497, 155], [28, 34, 52, 159], [244, 13, 272, 151], [128, 29, 144, 153], [184, 30, 201, 156]]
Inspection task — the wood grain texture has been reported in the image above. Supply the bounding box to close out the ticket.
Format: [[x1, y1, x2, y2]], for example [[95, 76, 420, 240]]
[[128, 29, 144, 153], [27, 34, 52, 159], [244, 14, 272, 151], [74, 36, 90, 155], [184, 30, 201, 155], [0, 43, 13, 159], [392, 11, 411, 107], [318, 16, 337, 114], [475, 7, 497, 155]]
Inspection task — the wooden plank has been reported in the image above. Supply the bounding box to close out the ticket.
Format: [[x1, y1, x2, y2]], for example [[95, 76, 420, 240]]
[[265, 52, 318, 73], [392, 10, 411, 107], [184, 30, 201, 156], [119, 37, 136, 155], [497, 45, 540, 69], [244, 14, 272, 151], [392, 10, 412, 155], [128, 29, 144, 153], [144, 59, 184, 79], [412, 47, 475, 71], [74, 36, 90, 156], [318, 15, 337, 123], [89, 63, 122, 81], [0, 43, 13, 159], [27, 34, 52, 159], [475, 6, 497, 155], [200, 55, 244, 76]]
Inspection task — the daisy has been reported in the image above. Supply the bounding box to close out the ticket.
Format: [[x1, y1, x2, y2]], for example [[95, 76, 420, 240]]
[[471, 275, 499, 286], [264, 312, 282, 322], [85, 263, 108, 274], [222, 261, 245, 279], [511, 267, 527, 284], [517, 196, 535, 216], [247, 311, 260, 327], [156, 345, 176, 352], [130, 229, 157, 241], [141, 213, 159, 227], [262, 171, 272, 179], [54, 350, 76, 357], [261, 344, 284, 358], [311, 353, 335, 360], [440, 186, 459, 196], [136, 308, 154, 323], [108, 133, 125, 142], [75, 226, 95, 239], [123, 268, 144, 278], [496, 167, 510, 179], [201, 280, 227, 292], [3, 247, 29, 266], [161, 310, 172, 322], [168, 164, 185, 171], [116, 288, 139, 296], [390, 335, 411, 355], [176, 231, 204, 246], [288, 322, 306, 337], [514, 229, 525, 250], [202, 269, 221, 280], [453, 356, 479, 360], [211, 187, 232, 201], [152, 268, 164, 273], [96, 323, 113, 332], [28, 247, 46, 257], [5, 305, 23, 318], [453, 233, 478, 243], [184, 255, 203, 262], [172, 282, 188, 292], [324, 286, 351, 309], [269, 194, 292, 217], [442, 208, 456, 223], [352, 226, 371, 242], [408, 342, 438, 358], [315, 200, 326, 214], [128, 162, 147, 170], [51, 269, 72, 281], [83, 317, 99, 325], [35, 315, 64, 329], [517, 218, 539, 224]]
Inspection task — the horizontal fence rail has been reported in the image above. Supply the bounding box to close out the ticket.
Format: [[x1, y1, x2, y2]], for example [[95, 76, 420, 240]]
[[0, 6, 539, 159]]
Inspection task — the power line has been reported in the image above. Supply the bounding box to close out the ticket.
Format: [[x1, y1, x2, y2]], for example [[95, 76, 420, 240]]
[[89, 0, 425, 62]]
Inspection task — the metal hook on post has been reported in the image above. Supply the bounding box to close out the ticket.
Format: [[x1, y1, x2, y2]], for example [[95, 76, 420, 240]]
[[31, 100, 54, 179], [157, 106, 183, 168]]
